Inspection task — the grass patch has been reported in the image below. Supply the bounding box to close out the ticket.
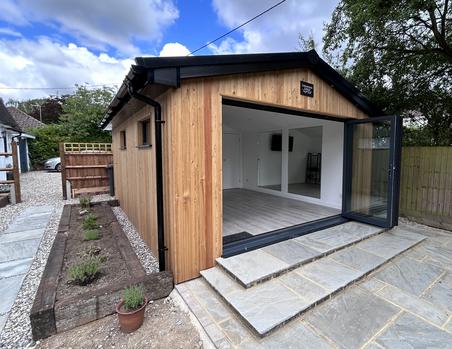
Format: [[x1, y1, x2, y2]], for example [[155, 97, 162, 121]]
[[68, 257, 103, 286], [82, 213, 98, 230], [122, 285, 146, 311], [83, 229, 100, 241]]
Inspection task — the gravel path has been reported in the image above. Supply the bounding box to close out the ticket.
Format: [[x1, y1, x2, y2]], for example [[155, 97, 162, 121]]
[[0, 172, 62, 234], [0, 171, 63, 349], [0, 171, 162, 348], [113, 206, 159, 274], [36, 294, 203, 349]]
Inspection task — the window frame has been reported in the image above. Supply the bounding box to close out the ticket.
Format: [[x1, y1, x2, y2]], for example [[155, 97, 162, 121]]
[[138, 118, 152, 148], [119, 130, 127, 150]]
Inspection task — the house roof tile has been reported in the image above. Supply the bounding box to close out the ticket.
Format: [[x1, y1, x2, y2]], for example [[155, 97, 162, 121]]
[[7, 106, 44, 132]]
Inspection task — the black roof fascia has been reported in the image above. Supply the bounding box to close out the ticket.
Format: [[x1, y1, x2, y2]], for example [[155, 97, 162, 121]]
[[101, 50, 384, 128]]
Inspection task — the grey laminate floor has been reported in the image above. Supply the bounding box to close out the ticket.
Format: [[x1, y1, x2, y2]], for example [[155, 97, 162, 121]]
[[260, 183, 320, 198], [223, 189, 339, 236]]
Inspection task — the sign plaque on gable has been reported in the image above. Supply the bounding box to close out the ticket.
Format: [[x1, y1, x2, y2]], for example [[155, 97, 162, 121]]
[[300, 81, 314, 97]]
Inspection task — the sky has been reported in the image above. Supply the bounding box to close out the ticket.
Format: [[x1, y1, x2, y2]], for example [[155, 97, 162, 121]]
[[0, 0, 339, 100]]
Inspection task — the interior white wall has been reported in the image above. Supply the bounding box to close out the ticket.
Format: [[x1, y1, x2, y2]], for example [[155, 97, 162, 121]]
[[222, 124, 243, 189], [222, 105, 344, 209], [320, 122, 344, 207], [288, 127, 322, 184], [257, 132, 282, 187]]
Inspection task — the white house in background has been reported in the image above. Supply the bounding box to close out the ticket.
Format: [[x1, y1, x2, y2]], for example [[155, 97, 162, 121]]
[[8, 105, 44, 172], [0, 99, 41, 181]]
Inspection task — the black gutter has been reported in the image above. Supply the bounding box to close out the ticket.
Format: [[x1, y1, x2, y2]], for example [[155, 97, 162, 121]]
[[126, 81, 166, 272]]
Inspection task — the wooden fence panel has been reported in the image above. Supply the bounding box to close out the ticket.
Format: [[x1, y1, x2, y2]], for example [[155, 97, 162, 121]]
[[400, 147, 452, 229], [60, 143, 113, 199]]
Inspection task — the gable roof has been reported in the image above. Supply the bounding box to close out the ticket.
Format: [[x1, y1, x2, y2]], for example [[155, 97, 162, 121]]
[[101, 50, 384, 128], [7, 106, 44, 132], [0, 99, 21, 131]]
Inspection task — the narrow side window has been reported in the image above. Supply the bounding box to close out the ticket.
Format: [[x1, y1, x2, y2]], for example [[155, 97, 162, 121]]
[[120, 130, 126, 150], [138, 119, 151, 147]]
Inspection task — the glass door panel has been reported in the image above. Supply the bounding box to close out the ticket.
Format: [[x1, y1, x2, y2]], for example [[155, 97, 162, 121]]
[[343, 116, 401, 228]]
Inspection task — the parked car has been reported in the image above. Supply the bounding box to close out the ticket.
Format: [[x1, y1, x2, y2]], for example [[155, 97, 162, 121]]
[[44, 157, 61, 172]]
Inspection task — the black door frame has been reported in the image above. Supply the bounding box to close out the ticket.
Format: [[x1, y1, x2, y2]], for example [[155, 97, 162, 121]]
[[342, 115, 402, 228], [221, 99, 401, 257]]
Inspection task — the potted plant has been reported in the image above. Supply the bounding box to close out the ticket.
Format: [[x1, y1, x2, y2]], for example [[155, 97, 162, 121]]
[[116, 285, 148, 333]]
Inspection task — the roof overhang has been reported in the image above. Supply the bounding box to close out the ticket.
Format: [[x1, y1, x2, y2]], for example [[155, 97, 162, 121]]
[[101, 50, 384, 129]]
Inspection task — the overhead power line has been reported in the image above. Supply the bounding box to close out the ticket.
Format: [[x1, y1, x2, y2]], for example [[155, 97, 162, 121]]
[[0, 83, 121, 90], [188, 0, 289, 55]]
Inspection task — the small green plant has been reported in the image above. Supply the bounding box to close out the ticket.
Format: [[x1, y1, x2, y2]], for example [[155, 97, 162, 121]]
[[122, 285, 145, 311], [82, 213, 98, 229], [68, 257, 102, 285], [78, 246, 101, 258], [79, 195, 92, 209], [83, 229, 100, 241]]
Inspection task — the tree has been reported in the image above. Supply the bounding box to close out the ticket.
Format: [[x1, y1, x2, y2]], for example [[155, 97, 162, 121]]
[[6, 95, 67, 124], [58, 85, 114, 143], [27, 85, 114, 166], [323, 0, 452, 145], [27, 124, 66, 166]]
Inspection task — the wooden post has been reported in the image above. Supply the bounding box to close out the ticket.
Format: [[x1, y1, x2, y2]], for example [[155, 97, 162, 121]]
[[60, 143, 67, 200], [11, 140, 21, 203]]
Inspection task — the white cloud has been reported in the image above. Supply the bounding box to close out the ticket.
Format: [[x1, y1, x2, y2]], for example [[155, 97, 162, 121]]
[[159, 42, 190, 56], [210, 0, 338, 54], [1, 0, 179, 54], [0, 1, 28, 25], [0, 37, 133, 100], [0, 27, 23, 38]]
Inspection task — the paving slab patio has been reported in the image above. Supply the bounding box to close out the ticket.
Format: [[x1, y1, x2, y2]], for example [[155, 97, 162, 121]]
[[205, 226, 425, 336], [304, 287, 399, 349], [376, 284, 449, 326], [217, 222, 385, 288], [0, 205, 53, 333], [422, 272, 452, 312], [375, 312, 452, 349], [178, 222, 452, 348], [374, 256, 444, 296]]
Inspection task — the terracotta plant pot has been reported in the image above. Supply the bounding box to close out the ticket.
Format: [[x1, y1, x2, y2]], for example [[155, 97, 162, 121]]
[[116, 297, 148, 333]]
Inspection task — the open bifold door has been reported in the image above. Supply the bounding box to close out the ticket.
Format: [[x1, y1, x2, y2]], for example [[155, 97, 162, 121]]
[[342, 115, 402, 228]]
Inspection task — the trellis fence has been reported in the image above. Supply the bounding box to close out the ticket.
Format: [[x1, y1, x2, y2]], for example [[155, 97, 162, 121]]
[[60, 143, 113, 199]]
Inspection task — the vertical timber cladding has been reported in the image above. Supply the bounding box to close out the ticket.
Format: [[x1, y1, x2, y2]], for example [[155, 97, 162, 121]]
[[112, 105, 159, 258], [165, 68, 369, 283]]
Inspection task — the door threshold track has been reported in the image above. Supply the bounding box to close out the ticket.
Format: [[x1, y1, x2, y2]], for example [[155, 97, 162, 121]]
[[222, 214, 348, 258]]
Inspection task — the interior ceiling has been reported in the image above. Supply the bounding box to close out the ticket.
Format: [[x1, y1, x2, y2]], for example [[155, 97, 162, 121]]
[[222, 104, 336, 132]]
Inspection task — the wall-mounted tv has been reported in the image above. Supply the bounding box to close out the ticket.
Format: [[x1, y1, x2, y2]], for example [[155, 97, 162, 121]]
[[271, 134, 294, 152]]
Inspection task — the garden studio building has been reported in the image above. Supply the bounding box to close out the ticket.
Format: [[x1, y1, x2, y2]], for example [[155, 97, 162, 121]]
[[101, 50, 402, 284]]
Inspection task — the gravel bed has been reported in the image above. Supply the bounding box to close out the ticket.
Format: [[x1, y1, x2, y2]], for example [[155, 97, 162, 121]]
[[0, 172, 63, 348], [112, 206, 159, 274], [0, 205, 63, 349], [0, 172, 62, 234], [0, 172, 124, 348]]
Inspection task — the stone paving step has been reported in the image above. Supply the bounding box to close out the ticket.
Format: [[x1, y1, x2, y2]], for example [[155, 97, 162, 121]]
[[216, 221, 385, 288], [0, 205, 53, 333], [201, 227, 426, 337]]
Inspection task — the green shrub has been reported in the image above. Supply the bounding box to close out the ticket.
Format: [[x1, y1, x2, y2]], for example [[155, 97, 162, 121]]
[[68, 257, 102, 285], [79, 196, 92, 209], [83, 229, 100, 241], [27, 124, 67, 168], [122, 285, 146, 311], [82, 213, 98, 229]]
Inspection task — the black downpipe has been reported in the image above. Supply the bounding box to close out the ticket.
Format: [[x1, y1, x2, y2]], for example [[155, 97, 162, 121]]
[[127, 82, 166, 272]]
